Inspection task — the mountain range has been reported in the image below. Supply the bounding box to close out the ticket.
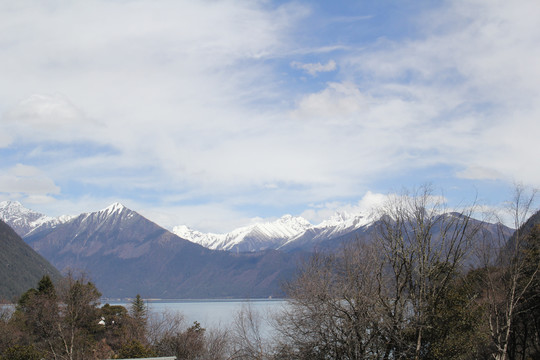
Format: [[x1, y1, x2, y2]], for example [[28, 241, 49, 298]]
[[173, 211, 376, 253], [8, 202, 302, 299], [1, 200, 379, 254], [0, 201, 515, 299]]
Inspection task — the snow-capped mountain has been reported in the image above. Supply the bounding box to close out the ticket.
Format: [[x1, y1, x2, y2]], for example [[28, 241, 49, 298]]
[[23, 202, 300, 298], [278, 210, 375, 251], [174, 211, 375, 253], [0, 200, 73, 237], [26, 202, 161, 261], [70, 202, 136, 233], [174, 214, 312, 252], [3, 200, 516, 298]]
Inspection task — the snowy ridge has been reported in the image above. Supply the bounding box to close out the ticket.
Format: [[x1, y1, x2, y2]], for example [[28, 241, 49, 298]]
[[102, 202, 127, 215], [313, 210, 373, 237], [0, 201, 73, 237], [0, 201, 131, 238], [277, 210, 374, 251], [173, 214, 312, 252], [69, 202, 136, 240], [80, 202, 131, 222], [174, 211, 374, 252]]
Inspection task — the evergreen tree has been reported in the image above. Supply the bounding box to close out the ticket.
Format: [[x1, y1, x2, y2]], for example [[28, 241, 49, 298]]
[[130, 294, 147, 323], [130, 294, 148, 343], [36, 275, 55, 298]]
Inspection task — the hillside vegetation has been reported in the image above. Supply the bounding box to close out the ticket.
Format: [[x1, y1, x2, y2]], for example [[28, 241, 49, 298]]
[[0, 220, 61, 301]]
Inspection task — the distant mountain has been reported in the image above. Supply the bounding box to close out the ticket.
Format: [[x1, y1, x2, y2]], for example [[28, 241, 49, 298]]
[[174, 215, 312, 252], [11, 201, 516, 298], [279, 211, 374, 252], [175, 210, 513, 257], [175, 211, 375, 253], [0, 219, 61, 300], [0, 200, 73, 237], [24, 203, 301, 299]]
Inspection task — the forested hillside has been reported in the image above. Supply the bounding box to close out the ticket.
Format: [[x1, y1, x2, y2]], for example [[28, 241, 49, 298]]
[[0, 220, 61, 301]]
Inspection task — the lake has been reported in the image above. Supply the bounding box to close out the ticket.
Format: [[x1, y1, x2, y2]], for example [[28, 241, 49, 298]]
[[105, 298, 288, 331]]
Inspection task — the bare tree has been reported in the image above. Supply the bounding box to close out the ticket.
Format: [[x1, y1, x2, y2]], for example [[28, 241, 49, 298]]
[[55, 272, 102, 360], [146, 310, 186, 349], [148, 310, 232, 360], [203, 327, 231, 360], [374, 185, 481, 359], [230, 302, 272, 360], [275, 240, 384, 359], [275, 185, 483, 360], [479, 185, 538, 360]]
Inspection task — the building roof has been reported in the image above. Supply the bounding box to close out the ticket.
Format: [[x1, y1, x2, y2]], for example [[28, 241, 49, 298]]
[[103, 357, 177, 360]]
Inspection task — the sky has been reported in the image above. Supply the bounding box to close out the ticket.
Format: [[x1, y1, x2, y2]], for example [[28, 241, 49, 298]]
[[1, 0, 539, 233]]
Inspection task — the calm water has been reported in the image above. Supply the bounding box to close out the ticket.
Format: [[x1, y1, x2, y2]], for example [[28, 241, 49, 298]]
[[105, 298, 288, 330]]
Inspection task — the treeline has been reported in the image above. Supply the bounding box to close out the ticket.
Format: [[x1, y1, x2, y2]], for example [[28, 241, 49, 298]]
[[0, 273, 234, 359], [1, 185, 539, 360]]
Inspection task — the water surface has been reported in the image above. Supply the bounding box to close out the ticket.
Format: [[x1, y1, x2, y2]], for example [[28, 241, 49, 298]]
[[106, 298, 287, 330]]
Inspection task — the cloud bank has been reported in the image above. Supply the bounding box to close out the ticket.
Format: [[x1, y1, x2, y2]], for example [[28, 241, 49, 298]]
[[0, 0, 538, 231]]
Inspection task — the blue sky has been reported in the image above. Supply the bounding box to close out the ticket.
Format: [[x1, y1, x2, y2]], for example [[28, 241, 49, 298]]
[[1, 0, 539, 232]]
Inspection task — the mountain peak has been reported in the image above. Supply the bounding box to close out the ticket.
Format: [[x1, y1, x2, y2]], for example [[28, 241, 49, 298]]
[[0, 200, 21, 207], [0, 200, 31, 214], [0, 200, 50, 237], [102, 202, 128, 214]]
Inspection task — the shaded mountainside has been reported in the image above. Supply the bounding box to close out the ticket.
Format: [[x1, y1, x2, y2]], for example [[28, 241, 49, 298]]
[[0, 219, 61, 300], [505, 209, 540, 251], [24, 203, 302, 299]]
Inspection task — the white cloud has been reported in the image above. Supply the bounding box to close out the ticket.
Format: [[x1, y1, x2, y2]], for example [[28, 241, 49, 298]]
[[330, 0, 540, 185], [291, 59, 337, 75], [0, 132, 12, 148], [7, 94, 84, 128], [301, 191, 389, 225], [456, 166, 503, 180], [3, 94, 103, 144], [0, 164, 60, 197], [292, 82, 366, 121], [0, 0, 539, 231]]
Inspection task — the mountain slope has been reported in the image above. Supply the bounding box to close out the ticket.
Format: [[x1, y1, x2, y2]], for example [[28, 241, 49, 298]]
[[505, 209, 540, 251], [0, 219, 61, 300], [24, 203, 301, 299]]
